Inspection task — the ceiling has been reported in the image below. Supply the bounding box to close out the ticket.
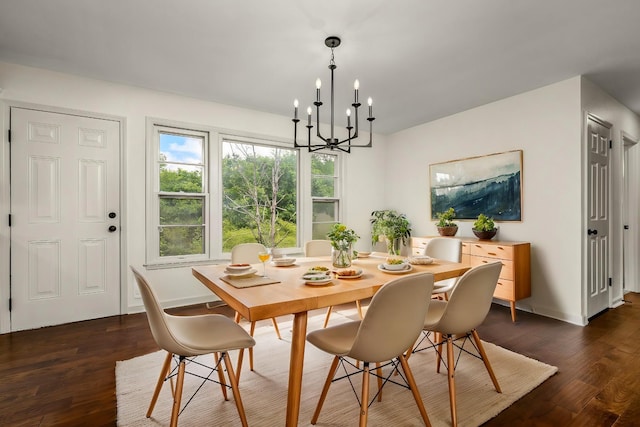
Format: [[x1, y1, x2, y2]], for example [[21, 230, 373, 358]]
[[2, 0, 640, 135]]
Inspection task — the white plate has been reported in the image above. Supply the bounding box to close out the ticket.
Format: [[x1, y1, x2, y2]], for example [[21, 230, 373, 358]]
[[408, 256, 434, 265], [304, 277, 333, 286], [224, 268, 258, 277], [335, 268, 363, 279], [377, 264, 413, 274], [356, 251, 371, 258], [306, 267, 331, 274], [302, 273, 331, 281]]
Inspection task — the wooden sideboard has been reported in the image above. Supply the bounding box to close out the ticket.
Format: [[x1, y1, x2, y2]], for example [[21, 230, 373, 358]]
[[411, 236, 531, 322]]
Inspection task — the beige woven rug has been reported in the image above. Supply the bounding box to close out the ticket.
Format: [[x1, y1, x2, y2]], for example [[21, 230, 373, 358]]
[[116, 311, 557, 426]]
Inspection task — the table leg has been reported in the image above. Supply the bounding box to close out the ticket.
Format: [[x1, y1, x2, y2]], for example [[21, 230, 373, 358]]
[[510, 301, 517, 322], [286, 311, 308, 426]]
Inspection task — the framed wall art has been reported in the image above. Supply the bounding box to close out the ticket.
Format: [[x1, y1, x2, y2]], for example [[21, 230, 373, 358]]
[[430, 150, 523, 221]]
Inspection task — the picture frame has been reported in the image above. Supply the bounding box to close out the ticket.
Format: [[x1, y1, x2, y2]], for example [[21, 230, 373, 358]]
[[430, 150, 523, 221]]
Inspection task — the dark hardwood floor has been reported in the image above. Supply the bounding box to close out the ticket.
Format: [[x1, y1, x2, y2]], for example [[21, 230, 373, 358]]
[[1, 293, 639, 426]]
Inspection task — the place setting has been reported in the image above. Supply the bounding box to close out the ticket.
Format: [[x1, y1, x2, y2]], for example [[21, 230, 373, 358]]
[[302, 266, 333, 286], [377, 258, 413, 274], [220, 251, 281, 288]]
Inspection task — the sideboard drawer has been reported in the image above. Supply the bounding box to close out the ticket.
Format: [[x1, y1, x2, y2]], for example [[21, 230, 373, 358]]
[[470, 256, 514, 281], [493, 279, 515, 300], [470, 243, 514, 259]]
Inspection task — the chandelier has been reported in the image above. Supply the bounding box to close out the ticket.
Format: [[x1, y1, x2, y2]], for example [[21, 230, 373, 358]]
[[292, 36, 375, 153]]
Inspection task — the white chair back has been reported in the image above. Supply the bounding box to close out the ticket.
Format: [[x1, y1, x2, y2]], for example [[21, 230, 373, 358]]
[[231, 243, 267, 264], [304, 240, 332, 256], [348, 272, 434, 363], [423, 237, 462, 262], [431, 262, 502, 334]]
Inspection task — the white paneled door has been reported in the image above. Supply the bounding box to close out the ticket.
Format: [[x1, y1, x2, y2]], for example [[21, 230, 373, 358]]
[[10, 107, 121, 331], [586, 115, 611, 319]]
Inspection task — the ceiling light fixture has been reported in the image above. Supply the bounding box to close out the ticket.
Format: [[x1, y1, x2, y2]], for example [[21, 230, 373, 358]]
[[292, 36, 375, 153]]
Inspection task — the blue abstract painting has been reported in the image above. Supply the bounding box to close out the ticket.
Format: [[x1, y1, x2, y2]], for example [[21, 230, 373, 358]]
[[430, 150, 522, 221]]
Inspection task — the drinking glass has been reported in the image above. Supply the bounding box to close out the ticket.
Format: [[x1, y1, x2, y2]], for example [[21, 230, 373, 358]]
[[258, 250, 271, 277]]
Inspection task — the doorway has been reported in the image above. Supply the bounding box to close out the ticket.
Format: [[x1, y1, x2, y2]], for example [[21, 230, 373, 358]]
[[9, 106, 122, 331], [622, 133, 639, 293]]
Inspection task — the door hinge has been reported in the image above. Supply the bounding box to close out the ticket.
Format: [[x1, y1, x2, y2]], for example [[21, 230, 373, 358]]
[[8, 214, 11, 227], [609, 139, 612, 149], [8, 298, 11, 312], [609, 277, 612, 287], [7, 129, 11, 143]]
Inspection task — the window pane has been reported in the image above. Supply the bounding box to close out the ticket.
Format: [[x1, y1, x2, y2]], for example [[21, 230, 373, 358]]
[[159, 133, 204, 193], [222, 140, 298, 251], [311, 153, 336, 197], [312, 200, 338, 239], [159, 197, 204, 225], [159, 226, 205, 256], [159, 165, 204, 193], [160, 133, 203, 163]]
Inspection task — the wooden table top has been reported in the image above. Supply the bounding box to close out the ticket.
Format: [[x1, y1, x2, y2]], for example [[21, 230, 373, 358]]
[[192, 254, 470, 322]]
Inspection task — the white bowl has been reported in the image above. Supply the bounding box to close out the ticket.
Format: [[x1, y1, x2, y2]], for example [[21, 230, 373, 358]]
[[226, 263, 252, 272], [272, 257, 296, 266], [382, 261, 408, 271]]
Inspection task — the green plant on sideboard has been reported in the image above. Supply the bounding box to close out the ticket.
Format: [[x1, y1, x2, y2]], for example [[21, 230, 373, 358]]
[[370, 209, 411, 255], [435, 207, 458, 236], [472, 213, 497, 240]]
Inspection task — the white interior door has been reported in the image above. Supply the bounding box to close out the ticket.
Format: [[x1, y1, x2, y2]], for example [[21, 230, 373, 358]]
[[10, 107, 121, 331], [586, 115, 611, 318]]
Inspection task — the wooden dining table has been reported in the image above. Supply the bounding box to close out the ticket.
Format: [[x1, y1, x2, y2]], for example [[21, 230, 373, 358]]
[[192, 253, 470, 426]]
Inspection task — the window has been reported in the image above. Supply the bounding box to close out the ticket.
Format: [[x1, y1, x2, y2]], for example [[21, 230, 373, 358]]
[[147, 125, 209, 263], [146, 120, 342, 266], [311, 153, 340, 239], [221, 138, 298, 252]]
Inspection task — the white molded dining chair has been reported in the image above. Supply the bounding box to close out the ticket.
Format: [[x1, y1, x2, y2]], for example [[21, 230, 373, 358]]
[[131, 266, 255, 427], [307, 272, 435, 427], [423, 237, 462, 299], [231, 243, 282, 376], [304, 239, 364, 327], [416, 261, 503, 427]]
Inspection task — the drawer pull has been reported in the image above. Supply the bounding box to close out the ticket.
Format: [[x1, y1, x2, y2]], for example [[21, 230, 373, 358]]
[[487, 252, 497, 256]]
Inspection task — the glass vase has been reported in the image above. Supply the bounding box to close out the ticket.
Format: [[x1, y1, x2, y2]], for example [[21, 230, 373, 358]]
[[331, 242, 352, 268]]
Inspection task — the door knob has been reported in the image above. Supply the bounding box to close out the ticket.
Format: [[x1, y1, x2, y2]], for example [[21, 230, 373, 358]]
[[108, 212, 117, 219], [108, 225, 117, 232], [587, 229, 598, 236]]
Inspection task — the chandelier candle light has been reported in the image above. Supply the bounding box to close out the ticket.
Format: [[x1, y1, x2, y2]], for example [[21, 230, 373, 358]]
[[292, 36, 375, 153]]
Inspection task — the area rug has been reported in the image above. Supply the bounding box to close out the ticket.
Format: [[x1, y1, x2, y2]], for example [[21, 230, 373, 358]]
[[116, 311, 557, 426]]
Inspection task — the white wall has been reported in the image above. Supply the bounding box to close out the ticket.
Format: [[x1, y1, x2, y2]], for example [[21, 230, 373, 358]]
[[0, 61, 387, 326], [387, 77, 585, 323], [386, 76, 640, 325]]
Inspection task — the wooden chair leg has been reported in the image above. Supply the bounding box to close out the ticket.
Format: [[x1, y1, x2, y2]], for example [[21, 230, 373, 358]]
[[356, 300, 364, 319], [236, 348, 246, 380], [445, 336, 457, 427], [323, 306, 333, 328], [214, 352, 229, 400], [147, 351, 172, 418], [170, 359, 186, 427], [359, 362, 370, 427], [311, 356, 340, 424], [471, 329, 502, 393], [222, 352, 249, 427], [399, 354, 432, 427], [271, 317, 282, 339], [249, 321, 256, 371]]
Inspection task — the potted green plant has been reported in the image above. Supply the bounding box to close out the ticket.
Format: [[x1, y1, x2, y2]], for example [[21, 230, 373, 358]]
[[435, 207, 458, 236], [370, 210, 411, 255], [326, 223, 359, 267], [472, 213, 497, 240]]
